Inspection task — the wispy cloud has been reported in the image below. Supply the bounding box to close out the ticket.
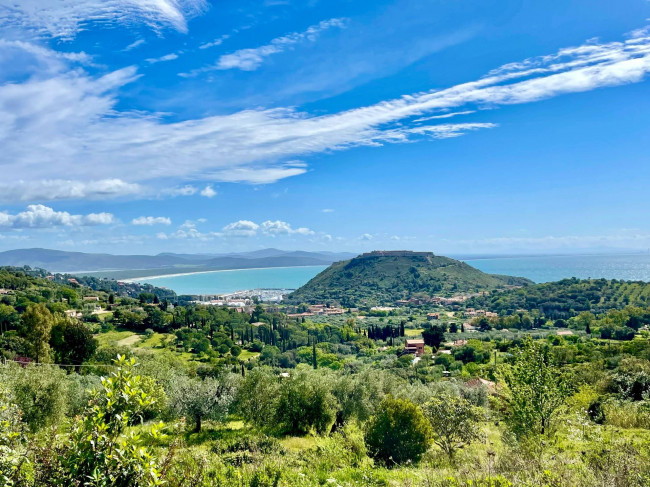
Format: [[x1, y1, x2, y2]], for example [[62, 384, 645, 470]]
[[0, 0, 208, 39], [132, 216, 171, 225], [1, 25, 649, 198], [182, 18, 347, 75], [0, 179, 143, 202], [146, 52, 179, 64], [123, 38, 145, 51], [0, 205, 115, 230], [199, 34, 230, 50]]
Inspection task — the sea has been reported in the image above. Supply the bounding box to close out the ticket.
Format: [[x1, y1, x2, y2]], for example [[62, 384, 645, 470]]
[[132, 253, 650, 296]]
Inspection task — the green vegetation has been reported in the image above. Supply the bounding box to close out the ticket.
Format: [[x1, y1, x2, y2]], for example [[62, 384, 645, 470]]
[[287, 251, 532, 306], [2, 265, 650, 485]]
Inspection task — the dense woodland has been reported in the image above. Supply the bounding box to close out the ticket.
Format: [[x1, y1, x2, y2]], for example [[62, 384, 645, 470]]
[[2, 266, 650, 486]]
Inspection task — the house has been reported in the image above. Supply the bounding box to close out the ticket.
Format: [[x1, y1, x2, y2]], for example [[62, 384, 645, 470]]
[[67, 278, 80, 286], [84, 296, 100, 302], [404, 339, 425, 357], [250, 322, 266, 327], [0, 288, 11, 295], [427, 313, 440, 320], [64, 310, 83, 319], [557, 330, 574, 336]]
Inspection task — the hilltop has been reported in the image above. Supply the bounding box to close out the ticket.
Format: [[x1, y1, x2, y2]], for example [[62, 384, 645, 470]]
[[286, 250, 531, 306]]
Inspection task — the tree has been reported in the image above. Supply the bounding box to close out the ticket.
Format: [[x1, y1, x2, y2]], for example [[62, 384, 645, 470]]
[[501, 337, 571, 437], [364, 395, 431, 466], [51, 315, 97, 370], [6, 364, 67, 432], [236, 368, 279, 427], [425, 394, 483, 460], [168, 375, 237, 432], [273, 370, 338, 435], [422, 325, 445, 350], [20, 303, 54, 363], [312, 343, 318, 369], [58, 355, 165, 487]]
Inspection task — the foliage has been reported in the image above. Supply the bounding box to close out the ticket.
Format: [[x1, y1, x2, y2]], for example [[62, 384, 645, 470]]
[[167, 374, 237, 432], [501, 337, 571, 437], [364, 395, 432, 466], [425, 394, 484, 460], [273, 369, 338, 435], [57, 355, 166, 487]]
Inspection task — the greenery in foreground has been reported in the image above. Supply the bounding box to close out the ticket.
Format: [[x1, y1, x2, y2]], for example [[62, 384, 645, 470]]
[[3, 267, 650, 485]]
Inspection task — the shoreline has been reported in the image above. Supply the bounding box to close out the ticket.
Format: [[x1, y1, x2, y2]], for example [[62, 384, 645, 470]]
[[122, 264, 328, 282]]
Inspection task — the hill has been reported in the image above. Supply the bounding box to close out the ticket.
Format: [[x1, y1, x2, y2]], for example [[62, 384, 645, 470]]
[[0, 248, 355, 275], [463, 277, 650, 319], [286, 250, 532, 306]]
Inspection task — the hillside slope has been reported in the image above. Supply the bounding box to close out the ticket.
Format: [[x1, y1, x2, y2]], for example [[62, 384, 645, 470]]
[[286, 251, 531, 306]]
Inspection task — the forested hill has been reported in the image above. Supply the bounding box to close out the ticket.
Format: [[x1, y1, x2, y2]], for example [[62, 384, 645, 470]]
[[286, 251, 532, 306], [0, 266, 176, 301], [464, 277, 650, 319]]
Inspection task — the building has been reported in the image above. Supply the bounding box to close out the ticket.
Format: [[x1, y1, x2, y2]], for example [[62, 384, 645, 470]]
[[427, 313, 440, 320], [84, 296, 100, 302], [404, 339, 425, 356]]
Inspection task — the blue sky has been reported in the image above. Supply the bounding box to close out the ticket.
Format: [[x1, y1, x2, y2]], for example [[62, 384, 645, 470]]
[[0, 0, 649, 255]]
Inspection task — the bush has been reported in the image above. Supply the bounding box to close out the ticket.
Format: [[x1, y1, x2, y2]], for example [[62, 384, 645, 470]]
[[364, 395, 431, 466]]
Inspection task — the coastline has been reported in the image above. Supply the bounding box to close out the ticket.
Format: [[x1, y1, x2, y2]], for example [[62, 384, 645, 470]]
[[122, 264, 328, 282]]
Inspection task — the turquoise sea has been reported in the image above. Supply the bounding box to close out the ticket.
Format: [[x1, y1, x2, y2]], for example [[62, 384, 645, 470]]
[[133, 265, 328, 295], [133, 253, 650, 295]]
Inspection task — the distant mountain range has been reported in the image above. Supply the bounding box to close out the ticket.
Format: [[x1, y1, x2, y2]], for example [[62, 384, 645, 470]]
[[0, 248, 356, 278], [287, 250, 532, 306]]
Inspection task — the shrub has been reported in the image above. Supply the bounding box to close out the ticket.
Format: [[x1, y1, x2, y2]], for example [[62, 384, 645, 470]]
[[364, 395, 431, 466]]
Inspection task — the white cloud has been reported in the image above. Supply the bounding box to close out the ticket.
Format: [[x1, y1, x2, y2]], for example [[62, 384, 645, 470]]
[[321, 208, 334, 213], [0, 0, 208, 39], [1, 25, 649, 193], [0, 179, 144, 202], [199, 34, 229, 50], [132, 216, 171, 225], [123, 39, 145, 51], [260, 220, 314, 236], [146, 52, 178, 64], [360, 233, 374, 241], [0, 204, 115, 230], [200, 185, 216, 198], [222, 220, 259, 237], [187, 18, 347, 74], [163, 185, 198, 197]]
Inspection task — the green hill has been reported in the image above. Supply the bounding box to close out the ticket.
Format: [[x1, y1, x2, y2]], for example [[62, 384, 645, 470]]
[[286, 251, 532, 306]]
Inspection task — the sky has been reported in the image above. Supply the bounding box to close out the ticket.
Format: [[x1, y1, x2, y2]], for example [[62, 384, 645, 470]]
[[0, 0, 649, 256]]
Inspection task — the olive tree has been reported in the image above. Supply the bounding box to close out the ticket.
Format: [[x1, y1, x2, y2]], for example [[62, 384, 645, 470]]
[[168, 374, 238, 432], [424, 394, 483, 460]]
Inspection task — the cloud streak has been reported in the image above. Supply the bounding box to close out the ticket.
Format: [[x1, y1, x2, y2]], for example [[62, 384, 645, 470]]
[[0, 0, 208, 39], [213, 18, 347, 72], [0, 25, 649, 198]]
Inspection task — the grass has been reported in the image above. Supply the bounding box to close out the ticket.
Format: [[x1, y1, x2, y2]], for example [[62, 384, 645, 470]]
[[238, 350, 260, 361], [405, 328, 424, 337], [95, 330, 137, 347], [280, 435, 318, 452]]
